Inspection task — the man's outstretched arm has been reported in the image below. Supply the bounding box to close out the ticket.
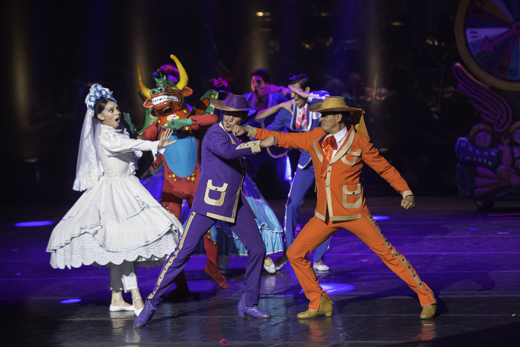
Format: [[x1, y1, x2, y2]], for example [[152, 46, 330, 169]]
[[232, 125, 319, 152], [361, 138, 415, 210]]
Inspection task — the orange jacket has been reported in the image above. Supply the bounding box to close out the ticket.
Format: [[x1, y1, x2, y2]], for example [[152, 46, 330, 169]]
[[249, 124, 412, 222]]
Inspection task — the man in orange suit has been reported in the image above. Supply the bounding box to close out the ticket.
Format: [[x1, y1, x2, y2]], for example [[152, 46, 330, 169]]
[[232, 96, 436, 320]]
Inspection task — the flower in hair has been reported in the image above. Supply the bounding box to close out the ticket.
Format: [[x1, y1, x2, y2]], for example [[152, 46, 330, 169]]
[[85, 83, 117, 113]]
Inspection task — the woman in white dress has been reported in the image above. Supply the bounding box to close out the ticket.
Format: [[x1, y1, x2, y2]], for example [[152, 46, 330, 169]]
[[47, 84, 183, 316]]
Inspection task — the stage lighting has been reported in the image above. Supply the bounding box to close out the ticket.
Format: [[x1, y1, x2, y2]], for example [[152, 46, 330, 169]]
[[284, 156, 292, 181], [372, 216, 390, 221], [301, 283, 355, 294], [15, 221, 54, 227], [60, 299, 81, 304]]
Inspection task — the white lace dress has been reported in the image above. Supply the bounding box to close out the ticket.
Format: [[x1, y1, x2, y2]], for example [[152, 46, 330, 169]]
[[47, 125, 183, 269]]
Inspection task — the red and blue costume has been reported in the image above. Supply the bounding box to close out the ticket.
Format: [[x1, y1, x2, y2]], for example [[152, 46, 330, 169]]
[[138, 55, 228, 289]]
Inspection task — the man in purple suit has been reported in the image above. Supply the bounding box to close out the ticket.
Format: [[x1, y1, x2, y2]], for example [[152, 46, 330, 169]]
[[135, 95, 278, 327]]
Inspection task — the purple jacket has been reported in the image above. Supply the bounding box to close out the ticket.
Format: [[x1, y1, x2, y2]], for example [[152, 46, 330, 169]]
[[192, 122, 262, 222]]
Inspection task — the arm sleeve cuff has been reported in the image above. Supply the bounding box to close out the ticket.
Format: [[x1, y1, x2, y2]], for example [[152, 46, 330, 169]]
[[151, 141, 161, 160], [236, 140, 261, 154], [402, 190, 413, 198], [247, 126, 257, 138]]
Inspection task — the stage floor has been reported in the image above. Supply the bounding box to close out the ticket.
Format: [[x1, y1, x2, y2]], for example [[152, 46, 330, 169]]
[[0, 196, 519, 346]]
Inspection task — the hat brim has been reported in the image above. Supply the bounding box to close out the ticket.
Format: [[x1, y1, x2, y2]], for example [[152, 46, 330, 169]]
[[211, 99, 257, 112], [308, 102, 362, 113]]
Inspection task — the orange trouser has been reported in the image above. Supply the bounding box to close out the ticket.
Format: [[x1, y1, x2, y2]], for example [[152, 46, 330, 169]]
[[287, 214, 435, 310]]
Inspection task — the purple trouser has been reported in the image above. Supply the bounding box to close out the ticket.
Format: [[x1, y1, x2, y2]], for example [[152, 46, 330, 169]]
[[147, 201, 266, 308]]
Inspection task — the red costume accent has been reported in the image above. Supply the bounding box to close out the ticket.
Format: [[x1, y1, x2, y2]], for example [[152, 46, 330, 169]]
[[138, 55, 227, 289]]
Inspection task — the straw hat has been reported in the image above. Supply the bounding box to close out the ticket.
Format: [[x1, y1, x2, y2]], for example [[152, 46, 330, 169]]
[[308, 96, 362, 113]]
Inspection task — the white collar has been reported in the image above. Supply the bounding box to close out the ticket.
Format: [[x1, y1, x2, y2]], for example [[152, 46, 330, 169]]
[[322, 126, 348, 144], [101, 124, 124, 133], [332, 126, 348, 143]]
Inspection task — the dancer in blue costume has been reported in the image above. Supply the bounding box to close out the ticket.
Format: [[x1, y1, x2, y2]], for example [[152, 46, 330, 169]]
[[255, 74, 331, 273]]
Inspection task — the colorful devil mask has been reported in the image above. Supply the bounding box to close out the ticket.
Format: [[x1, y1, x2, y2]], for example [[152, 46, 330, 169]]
[[137, 55, 193, 121]]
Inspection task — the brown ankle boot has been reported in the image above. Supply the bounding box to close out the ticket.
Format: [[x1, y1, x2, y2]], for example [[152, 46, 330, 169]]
[[420, 304, 436, 319], [297, 295, 333, 319]]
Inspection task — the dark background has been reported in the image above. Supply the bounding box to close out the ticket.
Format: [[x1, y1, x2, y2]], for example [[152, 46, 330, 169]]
[[0, 0, 478, 205]]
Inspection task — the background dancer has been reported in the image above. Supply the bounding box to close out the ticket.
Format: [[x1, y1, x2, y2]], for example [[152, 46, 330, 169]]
[[255, 73, 331, 273], [139, 56, 228, 290]]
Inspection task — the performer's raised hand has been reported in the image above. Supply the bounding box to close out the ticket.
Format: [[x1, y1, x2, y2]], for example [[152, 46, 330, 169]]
[[258, 85, 280, 97], [280, 99, 295, 112], [231, 125, 248, 136], [289, 84, 309, 99], [401, 195, 415, 210], [158, 129, 176, 148], [260, 135, 278, 148]]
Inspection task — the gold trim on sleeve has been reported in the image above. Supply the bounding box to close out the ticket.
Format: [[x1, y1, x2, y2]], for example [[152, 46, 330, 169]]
[[247, 126, 257, 137], [402, 190, 413, 198], [236, 140, 261, 153]]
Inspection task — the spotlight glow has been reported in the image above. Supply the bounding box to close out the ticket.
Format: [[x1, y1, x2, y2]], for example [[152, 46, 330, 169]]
[[15, 221, 54, 227], [61, 299, 81, 304], [372, 216, 390, 221], [300, 283, 355, 294], [284, 156, 292, 181]]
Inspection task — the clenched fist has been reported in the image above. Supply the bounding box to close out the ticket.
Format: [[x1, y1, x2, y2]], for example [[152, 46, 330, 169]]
[[401, 195, 415, 210], [260, 135, 278, 148], [231, 125, 248, 136]]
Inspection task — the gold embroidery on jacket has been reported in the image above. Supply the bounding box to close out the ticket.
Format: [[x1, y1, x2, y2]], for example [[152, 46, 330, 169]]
[[341, 149, 361, 165], [342, 183, 362, 208], [204, 180, 228, 207]]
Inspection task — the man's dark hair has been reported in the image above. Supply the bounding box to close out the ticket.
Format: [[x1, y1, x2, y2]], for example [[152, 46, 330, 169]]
[[251, 69, 271, 84], [289, 73, 310, 90], [94, 98, 115, 121], [340, 112, 352, 124]]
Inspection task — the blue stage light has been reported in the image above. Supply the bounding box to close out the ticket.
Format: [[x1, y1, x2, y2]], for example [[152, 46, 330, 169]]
[[284, 156, 292, 181], [15, 221, 54, 227], [300, 283, 355, 294], [61, 299, 81, 304], [372, 215, 390, 221]]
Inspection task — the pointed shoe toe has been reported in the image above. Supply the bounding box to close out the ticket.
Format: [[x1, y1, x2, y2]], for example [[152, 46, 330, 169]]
[[420, 304, 436, 319], [237, 294, 270, 318], [133, 301, 155, 328], [238, 305, 271, 318]]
